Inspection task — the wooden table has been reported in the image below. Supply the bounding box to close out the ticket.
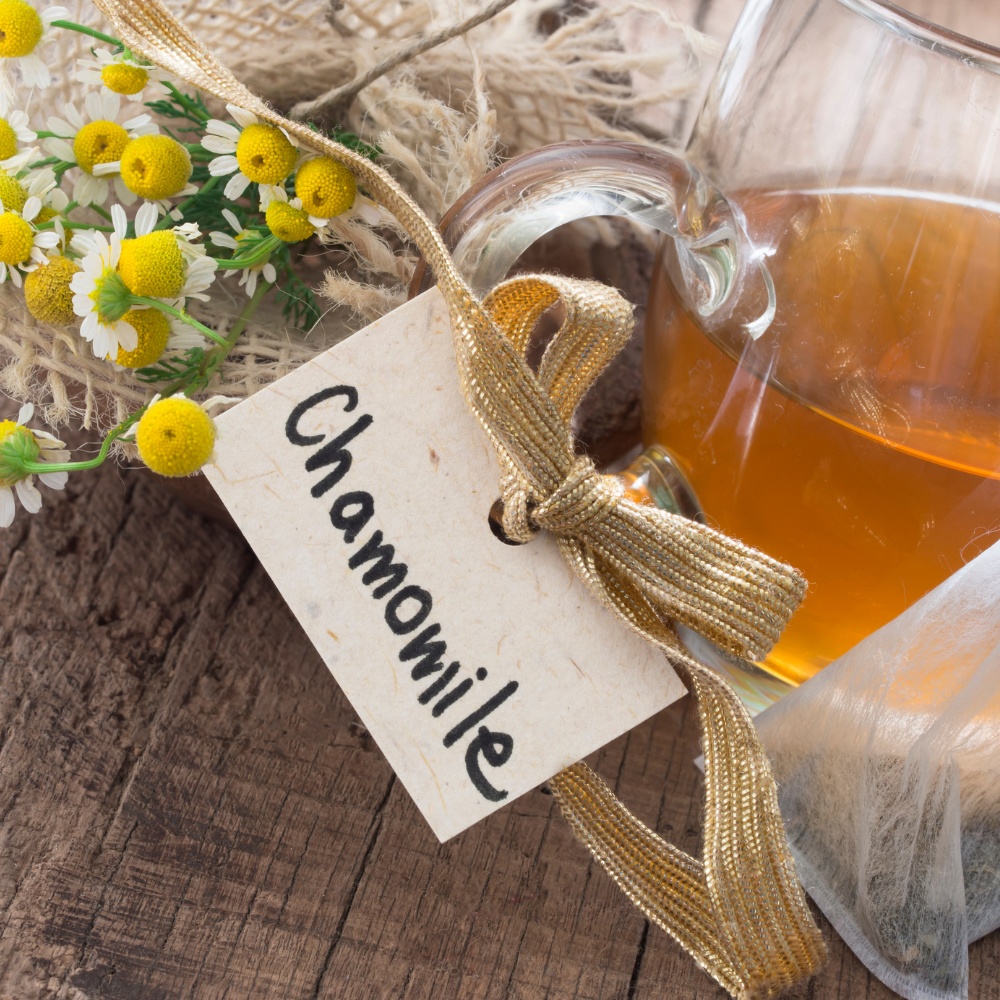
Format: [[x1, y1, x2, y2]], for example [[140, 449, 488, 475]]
[[3, 468, 999, 1000], [3, 1, 1000, 998]]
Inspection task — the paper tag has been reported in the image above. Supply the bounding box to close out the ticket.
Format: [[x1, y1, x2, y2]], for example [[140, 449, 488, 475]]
[[204, 289, 684, 840]]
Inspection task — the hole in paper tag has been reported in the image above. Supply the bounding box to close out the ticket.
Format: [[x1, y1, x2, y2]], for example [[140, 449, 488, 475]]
[[203, 288, 684, 841]]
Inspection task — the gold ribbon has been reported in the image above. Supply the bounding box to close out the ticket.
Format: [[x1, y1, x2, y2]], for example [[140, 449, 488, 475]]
[[90, 3, 826, 994]]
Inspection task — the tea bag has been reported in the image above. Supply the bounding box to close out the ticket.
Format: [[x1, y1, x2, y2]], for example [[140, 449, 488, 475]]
[[755, 540, 1000, 1000]]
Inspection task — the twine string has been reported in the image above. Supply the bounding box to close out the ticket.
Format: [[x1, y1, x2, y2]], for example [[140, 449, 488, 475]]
[[89, 3, 826, 994]]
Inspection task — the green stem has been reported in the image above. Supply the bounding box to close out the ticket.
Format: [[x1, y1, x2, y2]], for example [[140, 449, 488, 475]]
[[90, 204, 114, 223], [50, 20, 122, 48], [133, 297, 229, 347], [217, 278, 271, 353], [22, 408, 143, 475], [215, 234, 282, 270]]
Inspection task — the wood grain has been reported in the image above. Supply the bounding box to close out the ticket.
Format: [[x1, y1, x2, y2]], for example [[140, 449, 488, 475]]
[[1, 463, 998, 1000]]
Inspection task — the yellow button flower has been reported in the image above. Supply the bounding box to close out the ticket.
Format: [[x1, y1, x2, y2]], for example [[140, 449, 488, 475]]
[[295, 157, 356, 221], [73, 48, 169, 104], [265, 198, 315, 243], [119, 134, 193, 201], [118, 230, 185, 298], [73, 120, 130, 175], [0, 170, 26, 212], [24, 255, 80, 326], [0, 0, 42, 59], [113, 308, 171, 369], [203, 103, 301, 208], [102, 63, 148, 96], [0, 0, 65, 88], [136, 396, 215, 478]]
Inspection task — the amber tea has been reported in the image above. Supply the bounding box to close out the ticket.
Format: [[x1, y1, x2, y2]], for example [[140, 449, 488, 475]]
[[643, 189, 1000, 685]]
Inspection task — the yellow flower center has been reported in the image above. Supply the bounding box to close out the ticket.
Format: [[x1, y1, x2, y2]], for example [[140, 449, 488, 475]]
[[120, 135, 192, 201], [235, 123, 297, 186], [24, 256, 80, 325], [0, 169, 26, 212], [0, 117, 17, 161], [265, 200, 314, 243], [100, 62, 149, 96], [0, 419, 15, 443], [113, 308, 170, 368], [0, 210, 33, 266], [294, 157, 356, 219], [118, 231, 185, 298], [0, 0, 42, 59], [73, 120, 130, 175], [136, 396, 215, 477]]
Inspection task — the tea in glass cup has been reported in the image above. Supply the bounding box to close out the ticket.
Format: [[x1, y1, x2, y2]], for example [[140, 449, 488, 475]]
[[417, 0, 1000, 696]]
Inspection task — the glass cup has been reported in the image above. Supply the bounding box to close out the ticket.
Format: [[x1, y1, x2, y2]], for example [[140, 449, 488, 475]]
[[413, 0, 1000, 697]]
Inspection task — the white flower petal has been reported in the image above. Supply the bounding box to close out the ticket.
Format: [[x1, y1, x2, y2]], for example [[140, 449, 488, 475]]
[[41, 6, 69, 25], [116, 319, 138, 352], [208, 154, 239, 177], [201, 134, 237, 155], [20, 56, 50, 90], [224, 172, 251, 201], [38, 469, 68, 490], [227, 105, 258, 129], [21, 195, 40, 222], [136, 201, 158, 237], [205, 119, 241, 141], [209, 231, 238, 249], [0, 486, 14, 527], [114, 177, 137, 205], [122, 113, 153, 131], [16, 402, 33, 424], [111, 203, 128, 239], [262, 262, 277, 283], [14, 478, 42, 514], [43, 137, 74, 162], [80, 311, 99, 339], [92, 161, 120, 177]]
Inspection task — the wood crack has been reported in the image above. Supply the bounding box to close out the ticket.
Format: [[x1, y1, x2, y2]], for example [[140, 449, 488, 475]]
[[307, 773, 396, 1000]]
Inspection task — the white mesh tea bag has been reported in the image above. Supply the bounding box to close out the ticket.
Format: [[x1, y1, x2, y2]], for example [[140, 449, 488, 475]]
[[756, 540, 1000, 1000]]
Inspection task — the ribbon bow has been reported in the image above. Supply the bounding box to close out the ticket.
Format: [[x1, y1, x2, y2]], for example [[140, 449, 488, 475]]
[[91, 2, 825, 995]]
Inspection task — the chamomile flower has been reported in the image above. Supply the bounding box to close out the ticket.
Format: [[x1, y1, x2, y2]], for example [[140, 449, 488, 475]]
[[110, 306, 202, 370], [73, 48, 168, 102], [0, 401, 69, 526], [80, 203, 217, 304], [106, 134, 196, 212], [69, 227, 138, 361], [135, 394, 215, 477], [202, 103, 299, 208], [0, 1, 67, 89], [209, 208, 276, 297], [0, 88, 34, 162], [264, 187, 316, 243], [0, 195, 60, 287], [23, 253, 78, 325], [294, 155, 356, 225], [44, 90, 157, 207]]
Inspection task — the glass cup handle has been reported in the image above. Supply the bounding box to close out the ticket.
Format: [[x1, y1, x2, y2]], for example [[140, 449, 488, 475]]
[[412, 139, 793, 709], [412, 138, 775, 339]]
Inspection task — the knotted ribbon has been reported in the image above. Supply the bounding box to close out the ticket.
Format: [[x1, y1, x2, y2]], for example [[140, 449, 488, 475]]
[[90, 2, 826, 994]]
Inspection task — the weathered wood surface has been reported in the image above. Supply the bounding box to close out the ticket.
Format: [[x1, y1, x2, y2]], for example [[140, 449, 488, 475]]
[[3, 464, 999, 1000], [3, 0, 1000, 997]]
